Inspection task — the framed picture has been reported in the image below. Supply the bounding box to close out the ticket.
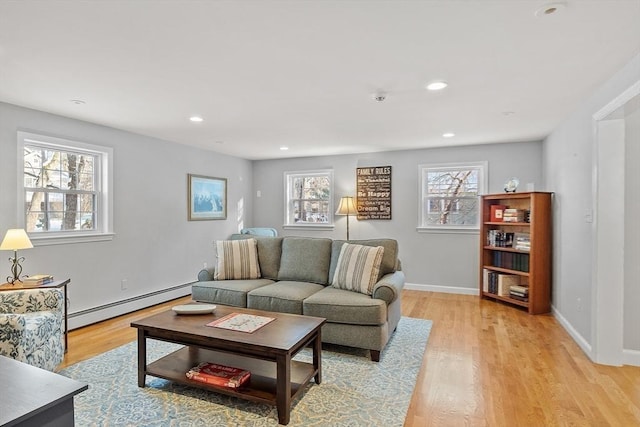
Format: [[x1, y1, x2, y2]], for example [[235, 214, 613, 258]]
[[188, 174, 227, 220]]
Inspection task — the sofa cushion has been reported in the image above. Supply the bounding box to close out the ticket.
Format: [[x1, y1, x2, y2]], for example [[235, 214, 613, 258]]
[[230, 235, 283, 280], [192, 279, 274, 307], [248, 281, 325, 315], [303, 287, 387, 325], [329, 239, 398, 281], [331, 243, 384, 295], [214, 239, 261, 280], [277, 237, 332, 285]]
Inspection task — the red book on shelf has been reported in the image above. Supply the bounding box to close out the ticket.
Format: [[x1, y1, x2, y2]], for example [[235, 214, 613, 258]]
[[490, 205, 507, 222], [185, 362, 250, 388]]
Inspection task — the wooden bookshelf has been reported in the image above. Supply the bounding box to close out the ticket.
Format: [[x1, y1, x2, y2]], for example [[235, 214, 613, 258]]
[[479, 192, 552, 314]]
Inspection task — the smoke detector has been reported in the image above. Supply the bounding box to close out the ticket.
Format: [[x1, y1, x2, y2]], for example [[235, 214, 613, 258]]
[[372, 92, 387, 102]]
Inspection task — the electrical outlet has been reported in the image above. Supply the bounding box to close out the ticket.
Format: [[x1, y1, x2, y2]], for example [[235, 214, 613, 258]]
[[203, 262, 208, 269], [121, 279, 128, 290], [577, 297, 582, 312]]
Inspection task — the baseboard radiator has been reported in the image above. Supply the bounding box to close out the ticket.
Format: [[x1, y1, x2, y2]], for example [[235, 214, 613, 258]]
[[68, 282, 193, 330]]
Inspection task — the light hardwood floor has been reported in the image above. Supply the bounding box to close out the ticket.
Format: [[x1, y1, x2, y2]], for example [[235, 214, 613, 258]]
[[60, 291, 640, 426]]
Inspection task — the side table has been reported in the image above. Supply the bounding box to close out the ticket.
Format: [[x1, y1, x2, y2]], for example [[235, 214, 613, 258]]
[[0, 278, 71, 352]]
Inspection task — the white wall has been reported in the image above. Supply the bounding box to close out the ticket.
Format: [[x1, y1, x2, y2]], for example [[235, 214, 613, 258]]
[[0, 102, 253, 328], [252, 141, 544, 291], [624, 101, 640, 351], [544, 53, 640, 358]]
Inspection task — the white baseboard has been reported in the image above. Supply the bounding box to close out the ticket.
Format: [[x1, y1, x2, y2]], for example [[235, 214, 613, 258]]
[[551, 304, 593, 360], [623, 349, 640, 367], [404, 282, 478, 295], [68, 283, 192, 330]]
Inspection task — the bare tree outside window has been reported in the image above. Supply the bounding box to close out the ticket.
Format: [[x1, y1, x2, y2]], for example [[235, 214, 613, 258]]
[[23, 143, 98, 233], [420, 163, 487, 229], [285, 170, 333, 226]]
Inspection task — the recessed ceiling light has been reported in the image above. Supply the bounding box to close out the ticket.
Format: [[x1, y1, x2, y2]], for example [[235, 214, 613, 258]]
[[189, 116, 204, 122], [535, 2, 566, 17], [70, 99, 86, 105], [426, 81, 448, 91], [442, 132, 455, 138], [280, 146, 289, 151], [502, 111, 516, 116]]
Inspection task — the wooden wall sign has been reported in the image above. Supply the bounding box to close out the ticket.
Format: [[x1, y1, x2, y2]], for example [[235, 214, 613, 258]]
[[356, 166, 392, 220]]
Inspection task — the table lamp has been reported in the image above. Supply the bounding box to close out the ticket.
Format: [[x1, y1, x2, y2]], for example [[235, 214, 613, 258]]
[[0, 228, 33, 284], [335, 196, 357, 240]]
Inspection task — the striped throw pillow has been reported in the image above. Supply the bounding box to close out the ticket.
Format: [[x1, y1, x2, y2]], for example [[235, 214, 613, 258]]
[[214, 239, 261, 280], [331, 243, 384, 295]]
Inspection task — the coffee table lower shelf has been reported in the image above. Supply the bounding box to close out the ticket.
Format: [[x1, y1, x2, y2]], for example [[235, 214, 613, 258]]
[[145, 345, 317, 408]]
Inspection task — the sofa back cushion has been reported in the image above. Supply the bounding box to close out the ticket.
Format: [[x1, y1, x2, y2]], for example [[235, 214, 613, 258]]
[[230, 234, 283, 280], [214, 239, 261, 280], [277, 237, 333, 285], [329, 238, 398, 281], [331, 243, 385, 295]]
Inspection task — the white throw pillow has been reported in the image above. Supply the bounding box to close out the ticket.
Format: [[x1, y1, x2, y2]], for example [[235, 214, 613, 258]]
[[214, 239, 261, 280], [331, 243, 384, 295]]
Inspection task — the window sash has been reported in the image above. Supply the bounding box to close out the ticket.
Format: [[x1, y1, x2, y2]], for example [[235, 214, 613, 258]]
[[419, 162, 486, 229], [284, 170, 333, 226]]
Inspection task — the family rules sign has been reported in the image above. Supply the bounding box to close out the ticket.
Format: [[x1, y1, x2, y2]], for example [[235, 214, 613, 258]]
[[356, 166, 392, 220]]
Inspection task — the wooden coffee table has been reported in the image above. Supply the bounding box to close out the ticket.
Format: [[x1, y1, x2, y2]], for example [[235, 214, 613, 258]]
[[131, 305, 325, 425]]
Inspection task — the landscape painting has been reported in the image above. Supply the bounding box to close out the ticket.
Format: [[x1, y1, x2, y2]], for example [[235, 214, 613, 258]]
[[188, 174, 227, 220]]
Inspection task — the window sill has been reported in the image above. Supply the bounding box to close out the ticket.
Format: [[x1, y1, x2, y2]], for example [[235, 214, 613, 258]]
[[30, 232, 115, 246], [283, 224, 335, 231], [416, 227, 479, 235]]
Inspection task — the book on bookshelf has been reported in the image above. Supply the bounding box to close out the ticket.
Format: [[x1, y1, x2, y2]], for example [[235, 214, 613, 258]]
[[21, 274, 54, 285], [185, 362, 250, 388], [498, 274, 520, 296], [502, 209, 526, 223], [490, 205, 507, 222]]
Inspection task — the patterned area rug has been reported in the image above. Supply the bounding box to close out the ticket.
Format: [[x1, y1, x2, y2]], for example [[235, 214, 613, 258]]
[[60, 317, 431, 426]]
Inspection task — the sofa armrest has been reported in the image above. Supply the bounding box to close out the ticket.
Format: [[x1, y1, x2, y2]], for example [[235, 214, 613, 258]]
[[372, 270, 405, 305], [197, 268, 215, 281]]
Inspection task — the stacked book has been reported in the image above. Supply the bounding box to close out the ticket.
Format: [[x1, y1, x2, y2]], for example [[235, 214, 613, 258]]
[[186, 362, 250, 388], [514, 233, 531, 252], [483, 270, 520, 296], [486, 230, 514, 247], [509, 284, 529, 302], [21, 274, 54, 285], [502, 209, 526, 223]]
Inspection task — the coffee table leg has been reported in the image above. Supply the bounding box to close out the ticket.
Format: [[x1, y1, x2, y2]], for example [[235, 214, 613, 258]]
[[137, 329, 146, 387], [313, 330, 322, 384], [276, 353, 292, 425]]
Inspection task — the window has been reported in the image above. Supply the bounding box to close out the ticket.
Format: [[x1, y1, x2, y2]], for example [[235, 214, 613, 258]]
[[284, 169, 333, 227], [418, 162, 487, 231], [19, 131, 113, 243]]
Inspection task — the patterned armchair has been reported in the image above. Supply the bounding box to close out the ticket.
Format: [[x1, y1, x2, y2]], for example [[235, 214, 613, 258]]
[[0, 288, 65, 371]]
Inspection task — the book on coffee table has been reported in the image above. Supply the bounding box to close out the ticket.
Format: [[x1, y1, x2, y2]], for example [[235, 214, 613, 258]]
[[186, 362, 250, 388], [207, 312, 275, 333]]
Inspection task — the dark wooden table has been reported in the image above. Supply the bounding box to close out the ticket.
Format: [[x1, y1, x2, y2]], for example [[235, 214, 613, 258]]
[[0, 278, 71, 352], [0, 355, 87, 427], [131, 305, 325, 425]]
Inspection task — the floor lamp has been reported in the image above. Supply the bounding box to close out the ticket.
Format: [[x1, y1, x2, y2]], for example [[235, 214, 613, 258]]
[[335, 196, 357, 240]]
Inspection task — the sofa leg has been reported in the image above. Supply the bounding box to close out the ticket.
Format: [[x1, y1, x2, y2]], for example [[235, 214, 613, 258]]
[[370, 350, 380, 362]]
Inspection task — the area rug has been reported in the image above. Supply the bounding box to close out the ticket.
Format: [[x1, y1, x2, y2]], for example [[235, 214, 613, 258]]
[[60, 316, 431, 426]]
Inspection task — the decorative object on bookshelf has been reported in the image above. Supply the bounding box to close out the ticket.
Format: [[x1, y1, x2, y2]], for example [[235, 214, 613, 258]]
[[504, 177, 519, 193], [480, 192, 552, 314], [185, 362, 250, 388], [490, 205, 506, 222]]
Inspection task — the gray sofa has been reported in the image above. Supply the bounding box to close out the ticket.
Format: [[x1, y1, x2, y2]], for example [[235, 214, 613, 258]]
[[193, 235, 404, 361]]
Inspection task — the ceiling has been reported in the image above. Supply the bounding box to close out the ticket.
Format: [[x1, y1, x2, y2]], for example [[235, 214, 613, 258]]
[[1, 1, 639, 160]]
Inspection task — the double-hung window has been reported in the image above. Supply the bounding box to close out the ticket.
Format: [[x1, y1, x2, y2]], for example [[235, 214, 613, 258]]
[[418, 162, 487, 231], [284, 169, 333, 227], [19, 131, 113, 243]]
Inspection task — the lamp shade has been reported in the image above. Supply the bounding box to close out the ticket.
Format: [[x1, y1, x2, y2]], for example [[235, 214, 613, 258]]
[[0, 229, 34, 251], [335, 196, 357, 215]]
